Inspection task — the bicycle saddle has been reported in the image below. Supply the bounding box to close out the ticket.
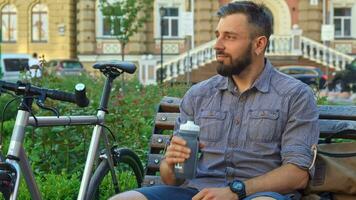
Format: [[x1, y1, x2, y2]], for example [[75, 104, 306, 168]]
[[93, 61, 136, 74]]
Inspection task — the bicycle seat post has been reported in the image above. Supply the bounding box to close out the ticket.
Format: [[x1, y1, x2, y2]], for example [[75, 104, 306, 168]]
[[99, 76, 115, 113]]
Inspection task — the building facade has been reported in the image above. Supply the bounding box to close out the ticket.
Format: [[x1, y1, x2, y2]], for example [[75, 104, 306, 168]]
[[0, 0, 77, 59], [1, 0, 355, 74], [76, 0, 221, 68]]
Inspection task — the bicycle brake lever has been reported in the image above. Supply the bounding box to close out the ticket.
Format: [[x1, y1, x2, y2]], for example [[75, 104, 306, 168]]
[[36, 97, 60, 118]]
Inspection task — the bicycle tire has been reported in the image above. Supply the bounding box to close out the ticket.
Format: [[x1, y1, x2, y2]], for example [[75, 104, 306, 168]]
[[85, 148, 144, 200]]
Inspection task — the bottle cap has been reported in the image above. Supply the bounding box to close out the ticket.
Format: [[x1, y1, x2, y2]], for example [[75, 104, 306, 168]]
[[180, 120, 200, 132]]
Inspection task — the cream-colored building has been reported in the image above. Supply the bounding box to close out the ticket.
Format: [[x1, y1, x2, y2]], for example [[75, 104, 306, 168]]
[[1, 0, 76, 59], [1, 0, 355, 83], [76, 0, 220, 66]]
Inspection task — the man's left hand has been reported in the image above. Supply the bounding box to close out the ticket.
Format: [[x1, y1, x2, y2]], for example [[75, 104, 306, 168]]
[[192, 187, 238, 200]]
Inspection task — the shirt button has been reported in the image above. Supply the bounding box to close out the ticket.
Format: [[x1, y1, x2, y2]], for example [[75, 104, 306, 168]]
[[235, 118, 240, 124]]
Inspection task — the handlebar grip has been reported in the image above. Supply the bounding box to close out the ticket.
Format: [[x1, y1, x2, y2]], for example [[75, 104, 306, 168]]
[[0, 80, 19, 92], [75, 83, 90, 107], [45, 89, 77, 104], [1, 80, 89, 107]]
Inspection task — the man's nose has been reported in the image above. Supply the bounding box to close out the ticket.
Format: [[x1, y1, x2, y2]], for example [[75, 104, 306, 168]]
[[214, 38, 224, 51]]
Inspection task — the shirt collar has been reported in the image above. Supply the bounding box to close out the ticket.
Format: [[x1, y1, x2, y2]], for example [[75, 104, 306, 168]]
[[215, 76, 235, 92], [216, 59, 273, 93], [252, 59, 273, 93]]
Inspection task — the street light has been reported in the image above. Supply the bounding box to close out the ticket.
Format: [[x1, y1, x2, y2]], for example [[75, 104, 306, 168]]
[[159, 7, 165, 84]]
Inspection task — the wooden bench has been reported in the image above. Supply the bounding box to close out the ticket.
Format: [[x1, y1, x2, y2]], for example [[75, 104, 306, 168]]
[[142, 96, 356, 187]]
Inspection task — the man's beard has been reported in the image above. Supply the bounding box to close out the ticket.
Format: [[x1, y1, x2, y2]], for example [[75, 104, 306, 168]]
[[216, 44, 252, 77]]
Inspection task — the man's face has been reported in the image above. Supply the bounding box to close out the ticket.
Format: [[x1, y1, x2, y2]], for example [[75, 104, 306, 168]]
[[214, 14, 254, 76]]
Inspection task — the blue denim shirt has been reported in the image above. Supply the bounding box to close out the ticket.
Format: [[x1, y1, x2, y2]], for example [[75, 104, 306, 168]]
[[175, 59, 319, 190]]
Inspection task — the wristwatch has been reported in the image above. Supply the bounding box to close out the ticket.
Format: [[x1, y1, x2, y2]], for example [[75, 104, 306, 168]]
[[229, 180, 246, 199]]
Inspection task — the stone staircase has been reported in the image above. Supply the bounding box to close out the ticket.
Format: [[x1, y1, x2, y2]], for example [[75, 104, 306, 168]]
[[174, 57, 335, 83], [156, 29, 354, 84]]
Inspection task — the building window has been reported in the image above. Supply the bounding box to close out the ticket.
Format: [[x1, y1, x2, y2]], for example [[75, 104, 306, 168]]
[[1, 4, 17, 42], [97, 0, 125, 37], [334, 8, 352, 38], [160, 7, 179, 38], [102, 16, 125, 36], [32, 3, 48, 42]]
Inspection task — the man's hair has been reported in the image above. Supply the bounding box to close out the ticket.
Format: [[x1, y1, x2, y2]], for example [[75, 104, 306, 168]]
[[32, 53, 38, 58], [217, 1, 272, 40]]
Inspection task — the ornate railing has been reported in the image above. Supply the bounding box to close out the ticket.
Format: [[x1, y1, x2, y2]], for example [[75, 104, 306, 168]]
[[301, 36, 354, 70], [155, 33, 353, 82], [156, 40, 216, 82]]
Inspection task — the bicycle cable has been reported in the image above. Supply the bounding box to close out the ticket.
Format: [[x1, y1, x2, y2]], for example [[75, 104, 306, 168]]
[[0, 95, 20, 156], [98, 124, 117, 142], [0, 95, 38, 153]]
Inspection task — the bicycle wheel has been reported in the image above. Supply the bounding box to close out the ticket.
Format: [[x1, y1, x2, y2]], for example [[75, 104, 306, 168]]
[[85, 148, 144, 200]]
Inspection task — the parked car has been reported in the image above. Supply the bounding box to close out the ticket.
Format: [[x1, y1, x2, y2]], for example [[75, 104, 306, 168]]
[[277, 65, 328, 90], [47, 59, 84, 76], [328, 58, 356, 92], [0, 54, 31, 82]]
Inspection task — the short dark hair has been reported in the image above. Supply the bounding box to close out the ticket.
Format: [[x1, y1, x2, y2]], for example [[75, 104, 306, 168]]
[[217, 1, 272, 40], [32, 52, 38, 58]]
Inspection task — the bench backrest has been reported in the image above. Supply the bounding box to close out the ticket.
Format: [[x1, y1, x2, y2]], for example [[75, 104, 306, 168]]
[[142, 96, 356, 187]]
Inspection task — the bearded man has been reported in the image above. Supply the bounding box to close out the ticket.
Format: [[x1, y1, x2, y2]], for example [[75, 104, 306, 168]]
[[111, 1, 319, 200]]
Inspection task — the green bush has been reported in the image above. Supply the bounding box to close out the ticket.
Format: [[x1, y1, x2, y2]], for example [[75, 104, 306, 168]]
[[0, 73, 189, 198], [0, 95, 18, 121], [0, 173, 80, 200]]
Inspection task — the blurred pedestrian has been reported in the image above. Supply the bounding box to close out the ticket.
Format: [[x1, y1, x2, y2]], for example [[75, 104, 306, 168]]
[[28, 52, 42, 78]]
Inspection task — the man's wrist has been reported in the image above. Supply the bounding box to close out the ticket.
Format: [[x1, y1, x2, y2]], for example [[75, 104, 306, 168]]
[[229, 180, 246, 199], [226, 187, 239, 200]]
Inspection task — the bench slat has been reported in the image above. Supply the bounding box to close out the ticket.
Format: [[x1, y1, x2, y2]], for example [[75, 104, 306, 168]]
[[142, 175, 163, 187], [318, 105, 356, 120], [319, 120, 356, 139], [147, 154, 163, 171], [155, 113, 179, 130], [150, 134, 170, 150], [159, 96, 181, 113]]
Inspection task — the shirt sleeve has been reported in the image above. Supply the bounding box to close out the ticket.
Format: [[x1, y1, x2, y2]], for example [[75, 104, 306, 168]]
[[280, 84, 320, 176]]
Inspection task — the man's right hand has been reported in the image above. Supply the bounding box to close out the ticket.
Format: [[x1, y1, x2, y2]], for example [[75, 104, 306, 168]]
[[164, 136, 191, 168]]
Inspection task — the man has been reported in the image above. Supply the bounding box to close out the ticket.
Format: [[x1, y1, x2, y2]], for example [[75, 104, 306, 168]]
[[110, 1, 319, 200], [28, 52, 42, 78]]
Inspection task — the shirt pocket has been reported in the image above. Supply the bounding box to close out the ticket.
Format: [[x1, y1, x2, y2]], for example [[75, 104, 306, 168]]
[[197, 110, 227, 142], [247, 109, 280, 142]]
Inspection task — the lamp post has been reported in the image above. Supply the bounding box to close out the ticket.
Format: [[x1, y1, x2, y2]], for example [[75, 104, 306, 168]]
[[159, 7, 165, 84]]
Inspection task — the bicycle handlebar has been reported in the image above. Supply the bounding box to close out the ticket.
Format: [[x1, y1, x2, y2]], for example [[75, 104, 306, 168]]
[[0, 80, 89, 107]]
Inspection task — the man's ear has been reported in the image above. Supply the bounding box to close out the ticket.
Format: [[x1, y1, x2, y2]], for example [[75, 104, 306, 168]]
[[254, 36, 268, 56]]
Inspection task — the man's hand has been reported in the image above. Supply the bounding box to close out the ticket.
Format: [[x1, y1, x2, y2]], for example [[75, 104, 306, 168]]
[[160, 135, 205, 185], [165, 136, 191, 168], [192, 187, 238, 200]]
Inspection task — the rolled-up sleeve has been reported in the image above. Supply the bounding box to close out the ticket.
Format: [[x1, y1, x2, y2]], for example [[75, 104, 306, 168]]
[[281, 85, 319, 174]]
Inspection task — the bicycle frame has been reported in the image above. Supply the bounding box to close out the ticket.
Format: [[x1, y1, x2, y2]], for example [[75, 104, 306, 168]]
[[4, 76, 117, 200]]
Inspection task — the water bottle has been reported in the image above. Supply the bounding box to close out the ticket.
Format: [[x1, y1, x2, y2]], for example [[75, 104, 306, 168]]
[[174, 120, 200, 180]]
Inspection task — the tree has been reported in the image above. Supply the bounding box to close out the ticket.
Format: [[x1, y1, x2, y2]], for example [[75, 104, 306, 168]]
[[99, 0, 153, 61]]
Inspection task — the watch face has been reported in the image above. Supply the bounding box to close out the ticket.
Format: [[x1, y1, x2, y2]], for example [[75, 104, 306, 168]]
[[232, 181, 243, 190]]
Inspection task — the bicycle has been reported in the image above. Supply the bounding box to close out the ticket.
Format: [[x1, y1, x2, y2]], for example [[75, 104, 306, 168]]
[[0, 61, 144, 200]]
